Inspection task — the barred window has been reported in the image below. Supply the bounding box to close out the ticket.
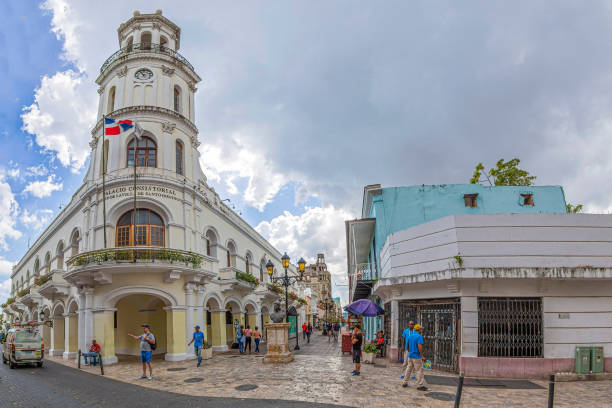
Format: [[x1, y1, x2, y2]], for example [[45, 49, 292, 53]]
[[115, 209, 165, 247], [478, 297, 543, 358]]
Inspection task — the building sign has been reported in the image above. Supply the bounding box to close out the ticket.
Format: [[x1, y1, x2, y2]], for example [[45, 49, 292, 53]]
[[104, 185, 181, 202]]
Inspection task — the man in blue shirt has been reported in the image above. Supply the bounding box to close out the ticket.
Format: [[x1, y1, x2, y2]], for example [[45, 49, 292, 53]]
[[188, 325, 205, 367], [400, 320, 415, 376], [402, 324, 428, 391]]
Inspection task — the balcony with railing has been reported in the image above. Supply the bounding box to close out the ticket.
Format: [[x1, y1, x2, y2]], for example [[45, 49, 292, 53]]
[[100, 42, 195, 73], [65, 247, 216, 285], [349, 263, 377, 302]]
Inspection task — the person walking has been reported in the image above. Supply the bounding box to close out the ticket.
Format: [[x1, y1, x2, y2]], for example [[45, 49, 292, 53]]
[[244, 325, 253, 354], [237, 325, 244, 354], [400, 320, 415, 377], [253, 326, 262, 353], [302, 323, 307, 340], [306, 323, 313, 343], [187, 325, 205, 367], [402, 324, 428, 391], [351, 326, 363, 376], [333, 322, 340, 342], [128, 324, 156, 380]]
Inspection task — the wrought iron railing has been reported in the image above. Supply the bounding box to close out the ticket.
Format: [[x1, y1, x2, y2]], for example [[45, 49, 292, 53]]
[[100, 42, 195, 73], [66, 247, 203, 269]]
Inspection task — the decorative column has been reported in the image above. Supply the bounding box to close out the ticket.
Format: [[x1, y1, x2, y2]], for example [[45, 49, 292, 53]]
[[210, 309, 228, 352], [83, 287, 95, 349], [247, 312, 257, 331], [78, 292, 86, 352], [184, 284, 195, 358], [188, 82, 196, 121], [63, 313, 71, 360], [389, 299, 399, 361], [194, 286, 206, 341], [164, 306, 187, 361]]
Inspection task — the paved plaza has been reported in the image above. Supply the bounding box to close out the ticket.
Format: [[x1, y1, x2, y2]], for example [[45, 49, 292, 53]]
[[32, 329, 612, 407]]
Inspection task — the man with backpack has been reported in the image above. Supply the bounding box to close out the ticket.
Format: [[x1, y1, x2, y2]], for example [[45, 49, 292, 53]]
[[128, 324, 156, 380]]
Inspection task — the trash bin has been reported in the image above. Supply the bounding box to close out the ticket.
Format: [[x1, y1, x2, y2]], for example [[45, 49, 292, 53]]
[[575, 347, 591, 374], [591, 346, 604, 374]]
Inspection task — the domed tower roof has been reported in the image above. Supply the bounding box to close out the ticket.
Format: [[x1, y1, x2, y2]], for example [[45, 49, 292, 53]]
[[118, 10, 181, 50]]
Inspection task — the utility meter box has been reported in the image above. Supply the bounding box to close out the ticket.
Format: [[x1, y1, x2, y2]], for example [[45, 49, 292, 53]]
[[575, 347, 591, 374], [591, 346, 604, 374]]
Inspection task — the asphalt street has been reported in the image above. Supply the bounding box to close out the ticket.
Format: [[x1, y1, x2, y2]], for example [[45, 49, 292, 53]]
[[0, 354, 347, 408]]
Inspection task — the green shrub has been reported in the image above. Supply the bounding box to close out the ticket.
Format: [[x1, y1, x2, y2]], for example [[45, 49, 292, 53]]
[[363, 343, 378, 353], [236, 271, 258, 286], [17, 288, 30, 298]]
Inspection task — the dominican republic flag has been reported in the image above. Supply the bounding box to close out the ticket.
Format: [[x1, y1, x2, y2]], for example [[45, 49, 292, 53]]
[[104, 117, 143, 138]]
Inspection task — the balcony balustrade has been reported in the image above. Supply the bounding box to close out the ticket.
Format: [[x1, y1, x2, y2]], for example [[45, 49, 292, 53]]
[[100, 42, 194, 73]]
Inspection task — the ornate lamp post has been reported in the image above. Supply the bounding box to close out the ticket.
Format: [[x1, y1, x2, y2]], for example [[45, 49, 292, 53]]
[[266, 254, 306, 350]]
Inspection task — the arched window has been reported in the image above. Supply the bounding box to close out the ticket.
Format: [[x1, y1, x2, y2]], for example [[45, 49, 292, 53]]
[[26, 271, 30, 286], [56, 242, 64, 270], [205, 230, 217, 258], [70, 230, 80, 257], [141, 32, 152, 50], [160, 35, 168, 51], [126, 36, 134, 52], [245, 253, 253, 275], [176, 140, 184, 175], [127, 136, 157, 168], [226, 241, 237, 267], [34, 259, 40, 277], [259, 259, 266, 283], [107, 86, 116, 114], [173, 85, 182, 112], [116, 209, 165, 247], [44, 252, 51, 274]]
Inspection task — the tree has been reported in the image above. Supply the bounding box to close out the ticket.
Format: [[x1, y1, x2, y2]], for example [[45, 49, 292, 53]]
[[566, 204, 583, 213], [470, 158, 536, 186]]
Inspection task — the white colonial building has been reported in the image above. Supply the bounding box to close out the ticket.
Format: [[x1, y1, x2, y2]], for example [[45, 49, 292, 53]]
[[4, 10, 306, 364]]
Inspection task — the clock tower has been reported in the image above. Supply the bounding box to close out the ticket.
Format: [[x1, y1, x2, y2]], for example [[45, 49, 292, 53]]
[[86, 9, 204, 186]]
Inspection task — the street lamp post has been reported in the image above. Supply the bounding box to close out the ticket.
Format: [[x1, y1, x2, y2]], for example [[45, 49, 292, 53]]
[[266, 254, 306, 351]]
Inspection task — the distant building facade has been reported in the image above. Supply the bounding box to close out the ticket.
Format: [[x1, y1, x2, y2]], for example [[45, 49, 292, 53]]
[[303, 253, 333, 323], [346, 183, 612, 378]]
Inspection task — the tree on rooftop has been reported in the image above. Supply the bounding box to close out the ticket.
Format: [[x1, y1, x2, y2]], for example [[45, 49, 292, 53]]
[[470, 158, 536, 186]]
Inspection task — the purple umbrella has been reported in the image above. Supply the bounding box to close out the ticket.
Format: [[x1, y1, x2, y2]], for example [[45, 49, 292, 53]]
[[344, 299, 384, 317]]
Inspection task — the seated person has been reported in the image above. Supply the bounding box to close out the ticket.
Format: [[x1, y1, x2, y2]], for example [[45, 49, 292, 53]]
[[82, 339, 101, 366]]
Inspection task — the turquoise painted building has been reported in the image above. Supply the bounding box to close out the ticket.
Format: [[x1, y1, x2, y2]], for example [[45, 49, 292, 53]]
[[347, 184, 568, 340]]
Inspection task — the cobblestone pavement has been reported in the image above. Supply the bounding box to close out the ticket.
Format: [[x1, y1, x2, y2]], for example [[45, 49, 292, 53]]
[[43, 329, 612, 407]]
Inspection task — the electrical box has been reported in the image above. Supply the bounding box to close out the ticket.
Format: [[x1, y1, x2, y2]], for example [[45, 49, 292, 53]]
[[575, 347, 591, 374], [591, 346, 604, 374]]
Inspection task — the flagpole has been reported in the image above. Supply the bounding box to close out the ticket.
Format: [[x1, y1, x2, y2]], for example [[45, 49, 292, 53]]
[[133, 133, 137, 253], [102, 114, 107, 249]]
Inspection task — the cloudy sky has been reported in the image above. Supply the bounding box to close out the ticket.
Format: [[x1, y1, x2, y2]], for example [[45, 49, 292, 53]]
[[2, 1, 612, 304]]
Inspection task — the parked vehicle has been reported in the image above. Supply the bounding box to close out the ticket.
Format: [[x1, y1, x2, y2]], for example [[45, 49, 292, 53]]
[[2, 323, 44, 369]]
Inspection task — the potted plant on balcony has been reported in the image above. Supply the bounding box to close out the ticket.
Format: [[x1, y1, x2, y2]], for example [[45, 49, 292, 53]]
[[362, 343, 378, 364], [202, 340, 213, 360]]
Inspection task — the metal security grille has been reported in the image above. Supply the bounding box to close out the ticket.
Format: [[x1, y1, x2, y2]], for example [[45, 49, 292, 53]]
[[397, 299, 460, 372], [478, 297, 543, 358]]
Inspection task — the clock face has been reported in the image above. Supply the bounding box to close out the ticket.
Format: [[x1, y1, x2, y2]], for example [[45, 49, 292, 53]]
[[134, 68, 153, 80]]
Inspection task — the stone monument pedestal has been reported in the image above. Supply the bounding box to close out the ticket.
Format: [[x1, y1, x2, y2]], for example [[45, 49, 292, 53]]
[[263, 322, 294, 363]]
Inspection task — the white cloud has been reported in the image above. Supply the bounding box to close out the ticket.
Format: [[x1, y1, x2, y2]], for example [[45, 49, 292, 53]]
[[21, 70, 96, 172], [0, 257, 13, 304], [40, 0, 83, 67], [0, 175, 22, 251], [26, 164, 49, 178], [0, 279, 11, 306], [200, 130, 287, 211], [255, 206, 355, 303], [23, 175, 63, 198], [20, 209, 54, 231]]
